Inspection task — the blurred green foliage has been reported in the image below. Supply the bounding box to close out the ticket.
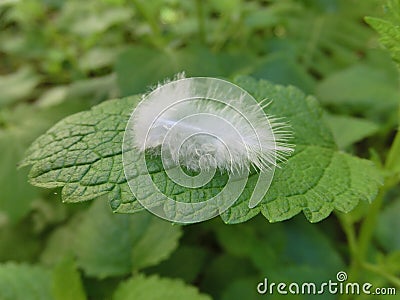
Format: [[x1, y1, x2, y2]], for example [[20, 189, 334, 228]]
[[0, 0, 400, 299]]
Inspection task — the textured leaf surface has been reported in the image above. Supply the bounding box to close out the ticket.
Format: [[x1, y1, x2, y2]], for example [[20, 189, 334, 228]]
[[366, 1, 400, 179], [366, 0, 400, 67], [22, 77, 382, 223], [0, 263, 52, 300], [112, 274, 212, 300]]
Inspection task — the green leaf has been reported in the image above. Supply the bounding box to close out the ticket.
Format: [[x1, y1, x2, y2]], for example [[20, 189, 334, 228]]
[[79, 47, 122, 72], [250, 53, 315, 94], [69, 8, 132, 36], [323, 114, 379, 149], [316, 63, 399, 118], [115, 45, 255, 96], [41, 200, 181, 278], [215, 216, 344, 282], [112, 274, 212, 300], [22, 77, 382, 223], [199, 254, 259, 299], [220, 278, 269, 300], [0, 221, 42, 262], [0, 263, 52, 300], [144, 245, 209, 283], [52, 257, 87, 300], [213, 217, 343, 299], [279, 0, 376, 77], [74, 199, 182, 278], [0, 67, 40, 108], [375, 198, 400, 252], [0, 132, 40, 222], [365, 0, 400, 67], [40, 213, 83, 266]]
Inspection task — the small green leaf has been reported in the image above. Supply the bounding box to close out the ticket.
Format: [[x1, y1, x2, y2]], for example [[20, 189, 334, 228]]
[[52, 257, 87, 300], [41, 200, 181, 278], [0, 133, 40, 222], [0, 263, 52, 300], [220, 278, 277, 300], [74, 199, 182, 278], [375, 198, 400, 252], [199, 254, 258, 299], [316, 63, 399, 118], [250, 53, 315, 94], [215, 216, 344, 281], [323, 113, 379, 149], [144, 245, 209, 283], [366, 0, 400, 67], [69, 8, 132, 36], [0, 221, 42, 262], [0, 67, 40, 108], [112, 274, 212, 300], [40, 213, 82, 266], [79, 47, 122, 72]]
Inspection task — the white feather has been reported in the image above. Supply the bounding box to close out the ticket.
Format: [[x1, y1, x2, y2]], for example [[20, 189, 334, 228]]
[[132, 76, 294, 173]]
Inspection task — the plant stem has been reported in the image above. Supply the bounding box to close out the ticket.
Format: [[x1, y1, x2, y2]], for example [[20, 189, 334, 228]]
[[336, 213, 357, 259], [131, 0, 164, 48], [358, 189, 385, 262], [338, 188, 385, 300], [302, 16, 324, 68], [196, 0, 206, 44], [362, 262, 400, 288], [385, 130, 400, 175]]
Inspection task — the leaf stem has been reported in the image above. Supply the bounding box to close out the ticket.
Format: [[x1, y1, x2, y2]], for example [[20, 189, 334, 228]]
[[302, 16, 324, 68], [338, 167, 400, 300], [196, 0, 206, 44], [339, 188, 387, 300], [131, 0, 164, 48], [357, 188, 385, 264], [362, 262, 400, 288], [336, 213, 357, 259]]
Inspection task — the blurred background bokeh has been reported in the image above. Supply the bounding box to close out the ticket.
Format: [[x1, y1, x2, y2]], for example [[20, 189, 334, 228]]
[[0, 0, 399, 299]]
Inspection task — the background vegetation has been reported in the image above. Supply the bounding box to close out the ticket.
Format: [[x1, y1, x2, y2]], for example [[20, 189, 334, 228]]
[[0, 0, 399, 299]]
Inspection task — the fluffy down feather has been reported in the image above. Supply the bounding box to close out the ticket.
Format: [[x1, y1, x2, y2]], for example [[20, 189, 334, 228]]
[[131, 77, 293, 173]]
